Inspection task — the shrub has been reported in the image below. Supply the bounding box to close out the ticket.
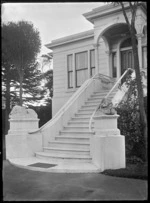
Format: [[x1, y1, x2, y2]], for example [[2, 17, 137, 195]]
[[115, 74, 147, 162]]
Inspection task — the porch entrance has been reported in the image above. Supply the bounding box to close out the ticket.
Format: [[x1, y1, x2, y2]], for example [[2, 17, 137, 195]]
[[120, 49, 134, 83], [121, 49, 134, 75]]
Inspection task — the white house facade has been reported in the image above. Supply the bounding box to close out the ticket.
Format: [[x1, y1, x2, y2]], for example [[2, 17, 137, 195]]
[[6, 3, 147, 173], [46, 2, 147, 116]]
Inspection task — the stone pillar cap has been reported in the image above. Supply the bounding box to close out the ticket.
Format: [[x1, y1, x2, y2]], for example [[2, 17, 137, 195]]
[[9, 105, 38, 119]]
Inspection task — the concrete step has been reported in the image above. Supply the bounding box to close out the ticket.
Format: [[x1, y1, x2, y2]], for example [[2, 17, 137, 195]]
[[35, 151, 92, 162], [81, 104, 98, 108], [68, 121, 93, 128], [93, 91, 117, 95], [35, 88, 118, 166], [63, 126, 93, 132], [90, 94, 115, 99], [48, 140, 90, 149], [71, 115, 91, 120], [7, 157, 101, 173], [55, 135, 91, 142], [87, 97, 104, 102], [75, 112, 93, 117], [43, 147, 90, 155], [60, 130, 94, 135], [78, 109, 94, 114], [84, 101, 101, 105]]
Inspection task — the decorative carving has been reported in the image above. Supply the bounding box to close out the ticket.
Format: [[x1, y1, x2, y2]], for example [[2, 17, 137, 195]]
[[96, 70, 136, 115], [9, 105, 38, 119], [27, 109, 38, 118], [136, 33, 144, 39], [96, 98, 116, 115], [93, 43, 100, 48], [135, 16, 145, 34], [105, 50, 111, 55]]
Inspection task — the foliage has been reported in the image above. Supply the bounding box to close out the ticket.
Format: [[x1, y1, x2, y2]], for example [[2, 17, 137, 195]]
[[42, 69, 53, 99], [113, 1, 147, 160], [28, 103, 52, 127], [101, 162, 147, 180], [2, 61, 46, 105], [2, 21, 41, 69], [2, 21, 41, 105], [27, 69, 53, 127], [2, 61, 18, 106], [116, 74, 147, 162], [14, 62, 47, 105], [126, 156, 144, 165]]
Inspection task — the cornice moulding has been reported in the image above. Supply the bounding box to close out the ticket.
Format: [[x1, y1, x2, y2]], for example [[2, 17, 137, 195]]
[[46, 29, 94, 49]]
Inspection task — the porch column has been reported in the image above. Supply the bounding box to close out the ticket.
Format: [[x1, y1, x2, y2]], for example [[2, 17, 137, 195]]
[[136, 33, 143, 69], [105, 50, 111, 76], [117, 48, 121, 79], [93, 43, 99, 74]]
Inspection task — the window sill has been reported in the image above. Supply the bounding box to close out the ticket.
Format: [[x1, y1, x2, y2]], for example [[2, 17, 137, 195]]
[[65, 87, 79, 93]]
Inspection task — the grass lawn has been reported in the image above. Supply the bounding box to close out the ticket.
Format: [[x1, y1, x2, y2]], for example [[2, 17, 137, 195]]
[[101, 162, 148, 180]]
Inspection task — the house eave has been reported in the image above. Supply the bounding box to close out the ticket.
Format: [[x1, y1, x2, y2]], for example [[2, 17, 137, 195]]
[[45, 29, 94, 49], [83, 2, 146, 24]]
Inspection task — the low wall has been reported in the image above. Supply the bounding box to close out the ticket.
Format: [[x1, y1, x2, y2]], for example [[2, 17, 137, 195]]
[[91, 114, 126, 171], [6, 106, 42, 159]]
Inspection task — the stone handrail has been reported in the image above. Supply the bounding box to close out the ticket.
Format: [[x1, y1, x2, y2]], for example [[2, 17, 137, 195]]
[[89, 68, 133, 132], [29, 72, 100, 134]]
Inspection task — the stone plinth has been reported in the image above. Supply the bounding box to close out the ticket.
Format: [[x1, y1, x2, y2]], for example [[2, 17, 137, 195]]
[[90, 114, 125, 171], [8, 105, 39, 135], [6, 105, 42, 159], [93, 114, 120, 136]]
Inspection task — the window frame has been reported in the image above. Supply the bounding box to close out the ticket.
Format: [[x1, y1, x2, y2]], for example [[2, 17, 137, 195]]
[[75, 51, 88, 88], [90, 49, 95, 77], [67, 54, 73, 89]]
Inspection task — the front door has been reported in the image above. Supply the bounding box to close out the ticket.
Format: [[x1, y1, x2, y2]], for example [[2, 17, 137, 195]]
[[121, 49, 134, 75]]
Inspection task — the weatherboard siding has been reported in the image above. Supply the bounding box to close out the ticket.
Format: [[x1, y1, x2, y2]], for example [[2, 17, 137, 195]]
[[52, 37, 94, 116]]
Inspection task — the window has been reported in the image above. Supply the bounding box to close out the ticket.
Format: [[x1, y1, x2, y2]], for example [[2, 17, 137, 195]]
[[90, 50, 95, 77], [67, 54, 73, 88], [75, 51, 88, 87], [112, 52, 117, 78], [142, 46, 147, 69]]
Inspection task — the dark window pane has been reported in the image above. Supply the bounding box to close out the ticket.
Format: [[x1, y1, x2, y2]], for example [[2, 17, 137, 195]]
[[67, 54, 73, 88]]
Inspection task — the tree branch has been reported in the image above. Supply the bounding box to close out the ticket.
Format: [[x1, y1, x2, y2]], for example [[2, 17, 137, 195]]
[[119, 2, 131, 31], [132, 2, 138, 28], [129, 2, 134, 13]]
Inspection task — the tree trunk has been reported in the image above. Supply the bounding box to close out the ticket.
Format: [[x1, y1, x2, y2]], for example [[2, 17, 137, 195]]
[[4, 69, 11, 160], [19, 74, 23, 106], [5, 70, 11, 135], [130, 31, 147, 161]]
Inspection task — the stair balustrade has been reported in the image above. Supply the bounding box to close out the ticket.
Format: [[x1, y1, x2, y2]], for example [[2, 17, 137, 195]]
[[89, 68, 133, 132], [29, 72, 115, 147]]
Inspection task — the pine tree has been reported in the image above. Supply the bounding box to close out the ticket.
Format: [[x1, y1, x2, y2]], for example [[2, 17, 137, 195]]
[[2, 21, 41, 106]]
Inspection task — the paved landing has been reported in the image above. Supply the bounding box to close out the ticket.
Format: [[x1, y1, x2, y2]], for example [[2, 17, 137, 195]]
[[7, 157, 101, 173]]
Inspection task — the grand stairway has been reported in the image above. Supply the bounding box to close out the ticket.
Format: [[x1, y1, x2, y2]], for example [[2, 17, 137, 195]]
[[35, 90, 116, 163]]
